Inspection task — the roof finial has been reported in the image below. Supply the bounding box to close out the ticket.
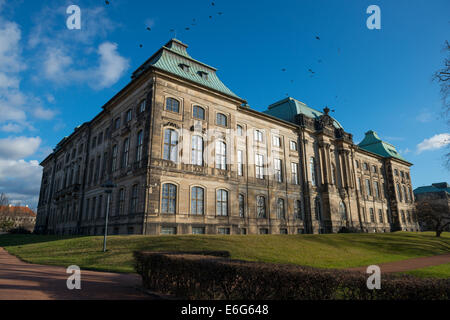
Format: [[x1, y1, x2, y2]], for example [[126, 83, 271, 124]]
[[323, 106, 330, 115]]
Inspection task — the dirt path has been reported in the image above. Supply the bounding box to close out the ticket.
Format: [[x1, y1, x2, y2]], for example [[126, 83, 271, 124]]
[[0, 248, 153, 300], [348, 253, 450, 273]]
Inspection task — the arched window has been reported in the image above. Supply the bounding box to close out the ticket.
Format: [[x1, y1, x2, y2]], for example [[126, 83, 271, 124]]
[[310, 157, 317, 186], [216, 189, 228, 216], [191, 186, 204, 215], [163, 129, 178, 162], [339, 201, 347, 220], [277, 198, 285, 220], [400, 210, 406, 223], [295, 200, 302, 220], [256, 195, 266, 218], [402, 185, 408, 202], [111, 145, 118, 172], [130, 184, 138, 213], [193, 105, 205, 120], [239, 194, 245, 218], [139, 99, 146, 113], [166, 97, 180, 113], [216, 113, 227, 126], [191, 135, 203, 166], [117, 188, 125, 216], [314, 197, 321, 220], [161, 183, 177, 214], [215, 140, 227, 170], [136, 130, 143, 162]]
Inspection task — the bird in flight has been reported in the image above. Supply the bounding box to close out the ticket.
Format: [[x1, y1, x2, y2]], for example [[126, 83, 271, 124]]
[[281, 68, 286, 72], [105, 0, 110, 5], [315, 36, 320, 40], [146, 27, 151, 31], [318, 59, 322, 63], [218, 12, 223, 15], [308, 69, 315, 74], [212, 2, 215, 6], [185, 27, 190, 30], [139, 44, 143, 48]]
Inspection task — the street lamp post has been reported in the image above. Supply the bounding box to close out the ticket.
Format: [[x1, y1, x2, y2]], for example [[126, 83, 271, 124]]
[[102, 181, 116, 252]]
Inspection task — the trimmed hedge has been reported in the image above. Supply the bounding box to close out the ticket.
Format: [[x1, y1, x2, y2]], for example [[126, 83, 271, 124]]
[[134, 251, 450, 300]]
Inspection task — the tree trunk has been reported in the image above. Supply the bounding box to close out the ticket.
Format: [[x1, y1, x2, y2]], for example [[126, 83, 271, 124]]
[[436, 229, 442, 237]]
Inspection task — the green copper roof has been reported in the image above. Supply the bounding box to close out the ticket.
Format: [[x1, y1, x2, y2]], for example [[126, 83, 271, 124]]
[[358, 130, 409, 162], [414, 182, 450, 195], [132, 39, 242, 100], [262, 97, 344, 129]]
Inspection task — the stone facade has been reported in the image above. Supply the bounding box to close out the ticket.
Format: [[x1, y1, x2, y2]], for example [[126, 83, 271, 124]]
[[35, 39, 418, 235]]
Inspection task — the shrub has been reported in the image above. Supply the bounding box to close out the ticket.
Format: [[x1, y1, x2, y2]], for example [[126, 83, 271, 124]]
[[134, 251, 450, 300], [8, 227, 32, 234]]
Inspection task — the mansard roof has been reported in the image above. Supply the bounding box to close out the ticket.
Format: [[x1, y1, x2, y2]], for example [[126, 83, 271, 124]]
[[358, 130, 410, 163], [132, 39, 243, 101], [263, 97, 344, 130], [414, 182, 450, 195]]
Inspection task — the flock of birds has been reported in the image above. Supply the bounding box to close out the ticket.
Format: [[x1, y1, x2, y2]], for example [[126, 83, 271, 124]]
[[104, 0, 344, 108]]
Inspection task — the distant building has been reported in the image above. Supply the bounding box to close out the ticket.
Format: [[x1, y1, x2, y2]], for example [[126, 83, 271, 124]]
[[35, 39, 418, 236], [414, 182, 450, 232], [0, 205, 37, 232]]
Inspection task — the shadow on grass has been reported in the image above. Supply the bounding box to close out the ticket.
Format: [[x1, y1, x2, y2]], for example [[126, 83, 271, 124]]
[[0, 234, 89, 247]]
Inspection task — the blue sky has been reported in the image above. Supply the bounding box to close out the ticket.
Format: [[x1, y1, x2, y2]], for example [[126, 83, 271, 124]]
[[0, 0, 448, 208]]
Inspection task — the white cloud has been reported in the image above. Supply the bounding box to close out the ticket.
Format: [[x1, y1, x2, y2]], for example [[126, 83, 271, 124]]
[[0, 19, 24, 73], [94, 42, 129, 89], [0, 159, 42, 208], [416, 133, 450, 154], [0, 136, 42, 160], [33, 106, 57, 120], [0, 123, 22, 133], [43, 48, 73, 80]]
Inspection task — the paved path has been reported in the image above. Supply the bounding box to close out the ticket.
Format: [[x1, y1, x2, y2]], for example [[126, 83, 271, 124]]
[[0, 248, 153, 300], [348, 253, 450, 273]]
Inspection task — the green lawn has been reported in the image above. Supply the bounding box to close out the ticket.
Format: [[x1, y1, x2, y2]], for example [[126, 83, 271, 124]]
[[0, 232, 449, 275], [401, 263, 450, 279]]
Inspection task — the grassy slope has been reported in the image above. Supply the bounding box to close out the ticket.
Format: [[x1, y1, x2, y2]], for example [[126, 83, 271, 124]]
[[0, 232, 449, 274], [402, 263, 450, 278]]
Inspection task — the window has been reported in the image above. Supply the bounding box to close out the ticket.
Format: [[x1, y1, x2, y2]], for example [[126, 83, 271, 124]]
[[130, 184, 138, 214], [274, 159, 283, 182], [272, 136, 281, 147], [216, 113, 227, 126], [126, 109, 132, 122], [163, 129, 178, 162], [139, 99, 146, 113], [239, 194, 245, 217], [215, 141, 227, 170], [355, 160, 359, 168], [362, 207, 366, 222], [363, 162, 369, 171], [191, 187, 204, 215], [277, 198, 285, 219], [408, 188, 413, 202], [291, 163, 299, 185], [357, 178, 362, 192], [216, 189, 228, 216], [255, 154, 264, 179], [179, 63, 190, 72], [218, 228, 230, 235], [280, 228, 288, 234], [295, 200, 302, 220], [237, 125, 243, 136], [331, 164, 337, 185], [387, 210, 391, 223], [117, 188, 125, 215], [198, 71, 208, 79], [290, 141, 298, 151], [394, 169, 399, 176], [369, 208, 375, 222], [401, 210, 406, 223], [136, 130, 143, 162], [339, 202, 346, 220], [101, 152, 108, 179], [193, 105, 205, 120], [161, 227, 177, 235], [111, 145, 118, 172], [191, 135, 204, 166], [365, 179, 372, 196], [374, 181, 380, 198], [314, 198, 321, 220], [237, 150, 244, 176], [98, 132, 103, 145], [122, 138, 130, 168], [400, 171, 404, 178], [378, 209, 383, 223], [92, 137, 97, 149], [254, 129, 263, 142], [91, 197, 96, 220], [115, 117, 120, 130], [372, 165, 377, 173], [241, 228, 247, 235], [161, 183, 177, 214], [192, 227, 205, 234], [310, 157, 317, 186], [403, 185, 408, 202], [406, 211, 411, 223], [397, 184, 402, 202], [259, 228, 269, 235], [256, 196, 266, 218], [166, 97, 180, 113]]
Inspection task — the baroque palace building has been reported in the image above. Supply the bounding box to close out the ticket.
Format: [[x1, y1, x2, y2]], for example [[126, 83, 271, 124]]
[[35, 39, 418, 235]]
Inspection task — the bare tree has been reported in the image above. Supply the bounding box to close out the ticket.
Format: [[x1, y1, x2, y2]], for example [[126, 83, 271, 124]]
[[416, 200, 450, 237], [0, 193, 9, 206], [433, 40, 450, 169]]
